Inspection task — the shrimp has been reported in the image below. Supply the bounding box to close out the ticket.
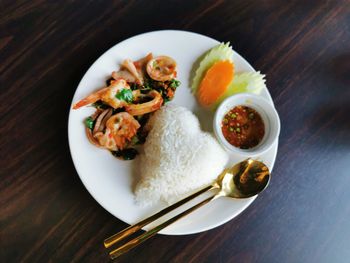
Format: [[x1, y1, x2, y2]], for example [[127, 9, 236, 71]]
[[122, 59, 143, 85], [94, 112, 140, 151], [133, 53, 153, 70], [73, 79, 130, 109], [133, 53, 153, 79], [112, 70, 137, 83], [126, 90, 163, 116], [112, 54, 153, 84]]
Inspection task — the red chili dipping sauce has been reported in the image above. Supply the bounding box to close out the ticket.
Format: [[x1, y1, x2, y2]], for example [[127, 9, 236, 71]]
[[221, 105, 265, 149]]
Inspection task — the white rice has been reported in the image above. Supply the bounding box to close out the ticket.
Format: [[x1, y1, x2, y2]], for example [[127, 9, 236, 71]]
[[134, 104, 229, 206]]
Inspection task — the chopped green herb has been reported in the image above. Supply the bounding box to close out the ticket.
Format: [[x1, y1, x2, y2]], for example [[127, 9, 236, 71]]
[[223, 118, 228, 124], [169, 79, 181, 88], [231, 113, 237, 118], [236, 127, 241, 132], [229, 127, 234, 132], [85, 117, 94, 130], [130, 136, 139, 145], [153, 61, 158, 68], [116, 89, 133, 103], [249, 112, 255, 119]]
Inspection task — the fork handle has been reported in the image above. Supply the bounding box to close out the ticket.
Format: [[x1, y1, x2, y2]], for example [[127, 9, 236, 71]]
[[109, 194, 217, 259], [104, 185, 214, 248]]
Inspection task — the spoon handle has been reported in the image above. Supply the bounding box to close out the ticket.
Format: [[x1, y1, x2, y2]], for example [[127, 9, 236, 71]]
[[109, 194, 217, 259], [104, 185, 214, 248]]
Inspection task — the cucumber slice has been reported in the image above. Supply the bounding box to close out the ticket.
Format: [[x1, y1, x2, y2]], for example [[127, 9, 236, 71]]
[[191, 42, 234, 93], [214, 71, 266, 108]]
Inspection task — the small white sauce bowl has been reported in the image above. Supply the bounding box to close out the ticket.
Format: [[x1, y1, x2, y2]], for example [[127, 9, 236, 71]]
[[213, 93, 280, 157]]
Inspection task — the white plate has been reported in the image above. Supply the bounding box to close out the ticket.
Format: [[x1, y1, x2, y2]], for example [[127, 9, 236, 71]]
[[68, 30, 278, 235]]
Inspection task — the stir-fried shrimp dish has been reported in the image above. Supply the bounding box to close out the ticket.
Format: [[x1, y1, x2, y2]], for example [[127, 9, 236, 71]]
[[72, 53, 180, 160]]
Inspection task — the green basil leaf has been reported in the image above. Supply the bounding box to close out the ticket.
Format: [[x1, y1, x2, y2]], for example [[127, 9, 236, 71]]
[[116, 89, 133, 103], [85, 117, 94, 130], [169, 79, 181, 88]]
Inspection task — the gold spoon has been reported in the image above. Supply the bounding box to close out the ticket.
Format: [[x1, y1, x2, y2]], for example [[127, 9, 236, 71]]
[[105, 159, 270, 259]]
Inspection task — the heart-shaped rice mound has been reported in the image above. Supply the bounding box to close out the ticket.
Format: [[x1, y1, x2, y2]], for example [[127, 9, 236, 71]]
[[135, 104, 229, 206]]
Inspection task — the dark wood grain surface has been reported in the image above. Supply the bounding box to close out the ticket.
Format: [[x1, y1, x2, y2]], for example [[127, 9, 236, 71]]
[[1, 0, 350, 262]]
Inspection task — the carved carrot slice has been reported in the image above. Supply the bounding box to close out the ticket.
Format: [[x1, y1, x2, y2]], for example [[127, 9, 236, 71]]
[[197, 60, 234, 107]]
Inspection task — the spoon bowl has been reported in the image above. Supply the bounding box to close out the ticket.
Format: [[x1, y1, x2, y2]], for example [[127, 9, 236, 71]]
[[221, 158, 270, 198]]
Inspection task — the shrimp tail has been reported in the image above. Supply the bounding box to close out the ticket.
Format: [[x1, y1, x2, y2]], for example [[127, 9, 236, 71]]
[[72, 88, 107, 109], [73, 97, 97, 109]]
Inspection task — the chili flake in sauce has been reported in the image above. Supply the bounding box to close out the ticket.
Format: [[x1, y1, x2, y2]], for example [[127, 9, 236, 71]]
[[221, 105, 265, 149]]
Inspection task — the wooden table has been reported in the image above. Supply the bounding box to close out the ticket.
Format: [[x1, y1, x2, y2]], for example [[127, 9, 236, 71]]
[[1, 1, 349, 262]]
